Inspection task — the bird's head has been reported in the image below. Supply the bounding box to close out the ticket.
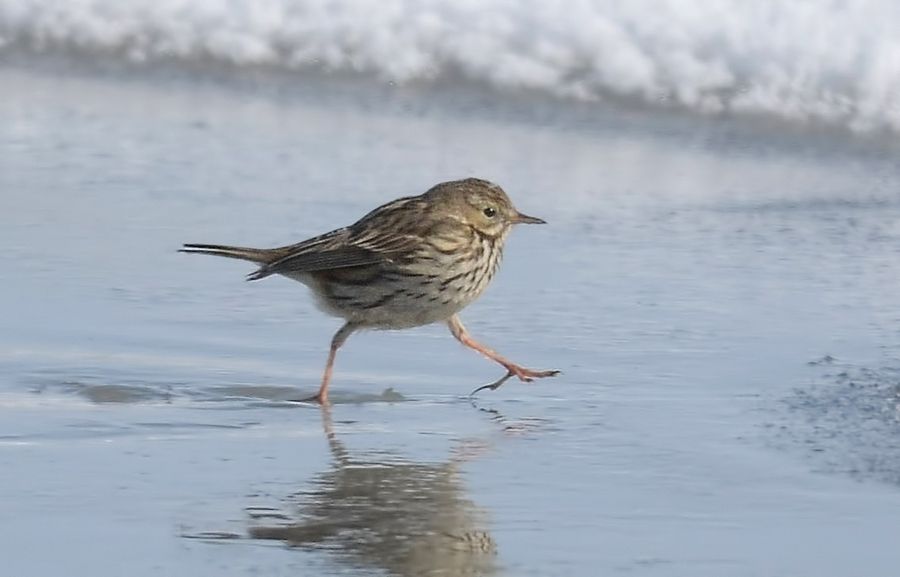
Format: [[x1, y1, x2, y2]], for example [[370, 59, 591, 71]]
[[432, 178, 545, 238]]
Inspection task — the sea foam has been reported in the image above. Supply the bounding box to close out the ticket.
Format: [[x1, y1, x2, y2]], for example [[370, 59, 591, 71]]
[[1, 0, 898, 132]]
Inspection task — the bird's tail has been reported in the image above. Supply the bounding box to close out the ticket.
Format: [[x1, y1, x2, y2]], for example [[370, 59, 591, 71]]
[[179, 243, 272, 264], [180, 243, 292, 281]]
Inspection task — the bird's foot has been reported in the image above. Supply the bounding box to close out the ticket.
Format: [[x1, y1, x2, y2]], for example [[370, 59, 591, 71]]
[[506, 364, 561, 383], [469, 371, 515, 396], [290, 392, 330, 405], [469, 364, 560, 396]]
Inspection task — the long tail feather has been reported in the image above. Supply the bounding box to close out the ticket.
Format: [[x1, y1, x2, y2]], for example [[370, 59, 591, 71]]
[[179, 243, 271, 262], [180, 243, 290, 281]]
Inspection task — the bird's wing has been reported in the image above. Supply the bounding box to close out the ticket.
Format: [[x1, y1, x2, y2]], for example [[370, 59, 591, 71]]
[[248, 226, 421, 280]]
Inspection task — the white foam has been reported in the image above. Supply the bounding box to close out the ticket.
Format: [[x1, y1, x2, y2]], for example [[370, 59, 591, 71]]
[[1, 0, 898, 132]]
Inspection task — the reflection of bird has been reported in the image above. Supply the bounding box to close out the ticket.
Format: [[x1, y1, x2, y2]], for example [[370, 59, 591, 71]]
[[181, 178, 558, 403], [249, 408, 498, 577]]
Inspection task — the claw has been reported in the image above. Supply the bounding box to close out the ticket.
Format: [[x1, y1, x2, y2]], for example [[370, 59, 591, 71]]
[[507, 366, 561, 382], [469, 370, 515, 396]]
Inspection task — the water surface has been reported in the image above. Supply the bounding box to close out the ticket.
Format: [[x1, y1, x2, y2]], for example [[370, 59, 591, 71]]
[[2, 63, 900, 576]]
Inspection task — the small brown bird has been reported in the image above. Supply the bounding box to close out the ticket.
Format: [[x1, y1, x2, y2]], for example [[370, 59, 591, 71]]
[[181, 178, 558, 403]]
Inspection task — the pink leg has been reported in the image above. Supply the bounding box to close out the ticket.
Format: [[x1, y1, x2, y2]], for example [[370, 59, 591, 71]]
[[447, 315, 559, 392], [309, 322, 357, 404]]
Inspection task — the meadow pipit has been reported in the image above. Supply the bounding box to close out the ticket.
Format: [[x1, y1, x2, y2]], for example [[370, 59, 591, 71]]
[[181, 178, 558, 403]]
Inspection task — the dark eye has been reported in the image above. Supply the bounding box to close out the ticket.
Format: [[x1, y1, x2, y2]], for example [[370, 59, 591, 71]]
[[483, 207, 496, 218]]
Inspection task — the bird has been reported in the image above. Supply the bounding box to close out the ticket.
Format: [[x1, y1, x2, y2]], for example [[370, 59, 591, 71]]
[[180, 177, 559, 403]]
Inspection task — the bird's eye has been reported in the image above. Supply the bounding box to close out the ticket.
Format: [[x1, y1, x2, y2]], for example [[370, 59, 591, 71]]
[[483, 207, 496, 218]]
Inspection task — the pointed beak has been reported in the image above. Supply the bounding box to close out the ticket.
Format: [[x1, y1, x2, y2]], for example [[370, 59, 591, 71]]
[[512, 211, 546, 225]]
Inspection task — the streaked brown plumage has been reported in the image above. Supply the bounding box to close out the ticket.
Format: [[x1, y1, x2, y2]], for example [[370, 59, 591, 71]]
[[180, 177, 558, 403]]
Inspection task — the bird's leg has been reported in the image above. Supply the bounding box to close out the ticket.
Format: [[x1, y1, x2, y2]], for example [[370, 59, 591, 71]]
[[447, 315, 559, 394], [300, 322, 357, 404]]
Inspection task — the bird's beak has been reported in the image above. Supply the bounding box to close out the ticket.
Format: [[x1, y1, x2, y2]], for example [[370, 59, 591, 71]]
[[513, 211, 546, 225]]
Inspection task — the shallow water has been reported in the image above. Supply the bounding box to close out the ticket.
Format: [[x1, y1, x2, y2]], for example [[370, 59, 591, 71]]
[[3, 64, 900, 576]]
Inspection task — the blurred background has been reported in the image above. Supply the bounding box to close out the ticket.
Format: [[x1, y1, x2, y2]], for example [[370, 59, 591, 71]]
[[2, 2, 900, 576]]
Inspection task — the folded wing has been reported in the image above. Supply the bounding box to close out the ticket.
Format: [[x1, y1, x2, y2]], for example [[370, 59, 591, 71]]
[[248, 226, 421, 280]]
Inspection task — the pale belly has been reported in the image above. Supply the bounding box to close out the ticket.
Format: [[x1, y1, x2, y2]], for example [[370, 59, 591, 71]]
[[311, 275, 484, 329], [282, 249, 499, 329]]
